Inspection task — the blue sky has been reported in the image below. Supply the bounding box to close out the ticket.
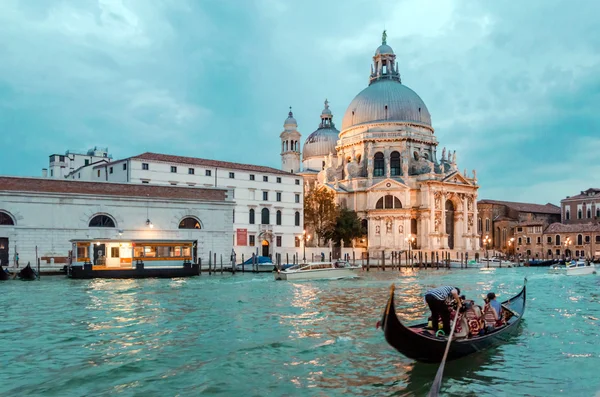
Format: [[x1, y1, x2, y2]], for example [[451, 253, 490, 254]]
[[0, 0, 599, 205]]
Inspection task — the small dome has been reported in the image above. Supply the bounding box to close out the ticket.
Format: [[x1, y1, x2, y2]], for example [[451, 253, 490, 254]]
[[284, 108, 297, 126], [302, 127, 339, 160], [341, 79, 431, 130], [375, 44, 394, 55]]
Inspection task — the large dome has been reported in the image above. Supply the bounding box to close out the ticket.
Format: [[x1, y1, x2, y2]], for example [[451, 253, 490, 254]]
[[341, 79, 431, 130], [303, 127, 339, 160]]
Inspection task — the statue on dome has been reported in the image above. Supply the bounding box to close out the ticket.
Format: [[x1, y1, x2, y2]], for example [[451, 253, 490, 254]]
[[441, 147, 446, 161], [472, 169, 477, 180], [382, 30, 387, 45]]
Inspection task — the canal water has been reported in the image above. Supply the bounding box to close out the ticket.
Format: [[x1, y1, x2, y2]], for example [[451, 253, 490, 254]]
[[1, 268, 599, 396]]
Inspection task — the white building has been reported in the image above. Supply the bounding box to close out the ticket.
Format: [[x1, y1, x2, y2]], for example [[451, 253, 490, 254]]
[[298, 32, 480, 255], [57, 151, 305, 260], [0, 176, 234, 270], [45, 147, 111, 179]]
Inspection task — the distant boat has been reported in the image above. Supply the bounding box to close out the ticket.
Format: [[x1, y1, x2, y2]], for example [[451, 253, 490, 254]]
[[274, 261, 361, 281], [566, 260, 596, 276], [236, 256, 275, 272], [18, 263, 38, 281]]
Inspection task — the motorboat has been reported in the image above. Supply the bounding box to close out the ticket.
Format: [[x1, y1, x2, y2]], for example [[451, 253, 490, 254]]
[[566, 260, 596, 276], [479, 257, 516, 268], [548, 263, 566, 274], [274, 260, 361, 281], [236, 256, 275, 272]]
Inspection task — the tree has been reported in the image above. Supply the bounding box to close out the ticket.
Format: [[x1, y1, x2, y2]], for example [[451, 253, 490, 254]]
[[326, 208, 365, 246], [304, 187, 338, 246]]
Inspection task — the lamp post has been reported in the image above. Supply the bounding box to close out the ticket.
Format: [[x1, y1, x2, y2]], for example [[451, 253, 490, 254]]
[[508, 237, 515, 261], [564, 237, 572, 261], [483, 234, 491, 268], [405, 234, 415, 266], [302, 230, 310, 261]]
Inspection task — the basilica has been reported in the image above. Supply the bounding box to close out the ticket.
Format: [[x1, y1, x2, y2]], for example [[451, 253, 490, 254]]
[[281, 32, 480, 253]]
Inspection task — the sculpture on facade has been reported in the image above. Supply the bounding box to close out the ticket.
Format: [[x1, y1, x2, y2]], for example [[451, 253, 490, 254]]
[[441, 147, 446, 161], [398, 224, 403, 233], [472, 169, 477, 180], [386, 218, 392, 234], [376, 225, 380, 235]]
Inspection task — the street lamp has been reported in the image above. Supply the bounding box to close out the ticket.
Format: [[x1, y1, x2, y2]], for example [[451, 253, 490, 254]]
[[508, 237, 515, 258], [405, 234, 416, 266], [302, 230, 310, 261], [564, 237, 572, 261], [483, 235, 491, 268]]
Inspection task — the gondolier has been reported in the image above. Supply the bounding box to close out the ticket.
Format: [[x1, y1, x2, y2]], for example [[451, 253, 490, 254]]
[[424, 286, 461, 336]]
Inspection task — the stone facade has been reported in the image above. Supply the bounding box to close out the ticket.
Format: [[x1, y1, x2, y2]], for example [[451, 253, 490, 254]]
[[561, 188, 600, 224], [0, 177, 234, 269]]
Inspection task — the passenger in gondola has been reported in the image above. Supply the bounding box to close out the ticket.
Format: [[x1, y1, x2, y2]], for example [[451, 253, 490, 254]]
[[424, 286, 461, 336], [483, 293, 504, 330], [487, 292, 502, 317]]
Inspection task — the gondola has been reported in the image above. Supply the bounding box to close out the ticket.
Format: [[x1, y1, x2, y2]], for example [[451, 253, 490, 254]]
[[380, 278, 526, 363], [0, 267, 10, 281], [17, 263, 38, 281]]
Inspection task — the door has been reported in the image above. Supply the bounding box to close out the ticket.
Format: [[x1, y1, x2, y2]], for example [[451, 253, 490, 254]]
[[261, 240, 270, 257], [0, 238, 8, 266], [445, 200, 455, 249], [93, 244, 106, 266]]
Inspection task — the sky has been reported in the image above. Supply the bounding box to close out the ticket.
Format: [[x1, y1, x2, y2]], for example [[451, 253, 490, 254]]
[[0, 0, 599, 205]]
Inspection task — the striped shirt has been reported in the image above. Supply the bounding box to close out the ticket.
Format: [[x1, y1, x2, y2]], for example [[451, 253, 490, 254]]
[[426, 286, 456, 303]]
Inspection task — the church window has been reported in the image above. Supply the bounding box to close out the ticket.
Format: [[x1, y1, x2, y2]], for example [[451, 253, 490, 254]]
[[577, 234, 583, 245], [276, 210, 282, 225], [295, 211, 300, 226], [89, 214, 116, 228], [0, 211, 14, 226], [578, 209, 582, 219], [565, 209, 570, 220], [179, 217, 201, 229], [374, 152, 384, 177], [249, 209, 255, 224], [390, 151, 401, 176], [375, 195, 402, 209]]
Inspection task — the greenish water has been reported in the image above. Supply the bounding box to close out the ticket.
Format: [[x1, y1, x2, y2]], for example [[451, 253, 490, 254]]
[[1, 268, 600, 396]]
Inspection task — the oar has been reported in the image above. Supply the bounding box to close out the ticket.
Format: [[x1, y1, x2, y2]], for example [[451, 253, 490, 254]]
[[427, 307, 461, 397]]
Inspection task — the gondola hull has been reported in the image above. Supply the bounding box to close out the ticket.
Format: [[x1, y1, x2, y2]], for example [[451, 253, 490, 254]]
[[18, 264, 38, 281], [381, 279, 526, 363], [0, 268, 10, 281]]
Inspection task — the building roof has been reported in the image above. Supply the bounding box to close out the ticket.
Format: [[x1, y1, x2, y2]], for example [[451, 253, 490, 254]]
[[478, 199, 560, 215], [562, 188, 600, 201], [544, 222, 600, 233], [0, 176, 227, 202], [516, 221, 545, 227], [129, 153, 295, 177]]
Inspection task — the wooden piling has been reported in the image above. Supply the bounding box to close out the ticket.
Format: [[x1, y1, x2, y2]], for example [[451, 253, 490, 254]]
[[241, 254, 245, 273], [353, 251, 356, 266], [220, 254, 223, 274], [209, 251, 212, 275], [366, 252, 370, 271], [214, 253, 217, 274]]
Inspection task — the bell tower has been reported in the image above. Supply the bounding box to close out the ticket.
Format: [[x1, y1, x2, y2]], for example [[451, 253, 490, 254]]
[[280, 107, 301, 173]]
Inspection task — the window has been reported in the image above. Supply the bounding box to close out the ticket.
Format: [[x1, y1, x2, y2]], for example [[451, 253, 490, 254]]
[[295, 236, 300, 247], [250, 174, 255, 180], [537, 237, 541, 244], [295, 194, 300, 203], [547, 236, 552, 244], [78, 173, 80, 179], [142, 163, 149, 170], [556, 249, 560, 255], [188, 168, 195, 175], [84, 159, 89, 166], [89, 214, 115, 227], [229, 172, 235, 179], [50, 170, 54, 177], [556, 235, 561, 245], [171, 166, 177, 173], [526, 249, 531, 256], [170, 182, 177, 186], [576, 250, 580, 257], [375, 195, 402, 209], [295, 211, 300, 226], [526, 237, 531, 244], [578, 210, 582, 219], [249, 235, 255, 246], [263, 176, 268, 182], [59, 155, 65, 162], [142, 180, 149, 184], [517, 227, 523, 232], [205, 170, 212, 176], [295, 179, 300, 185], [588, 208, 592, 218], [277, 177, 282, 183], [374, 152, 384, 177], [110, 247, 119, 258], [249, 209, 255, 224], [0, 211, 14, 225], [518, 237, 522, 245], [109, 167, 113, 174], [390, 151, 401, 176], [566, 210, 570, 220], [123, 163, 127, 171], [577, 234, 583, 245], [97, 170, 100, 177], [276, 192, 282, 202], [597, 208, 600, 218], [179, 217, 201, 229], [596, 235, 600, 243], [263, 191, 268, 201], [276, 210, 282, 225], [233, 209, 235, 223], [261, 208, 270, 224], [478, 218, 482, 233], [585, 235, 590, 243], [485, 219, 490, 232], [276, 236, 282, 247]]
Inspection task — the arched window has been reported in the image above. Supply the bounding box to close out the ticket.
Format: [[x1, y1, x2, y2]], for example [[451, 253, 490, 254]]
[[249, 209, 255, 224], [294, 211, 300, 226], [478, 218, 482, 233], [577, 234, 583, 245], [375, 195, 402, 209], [261, 208, 270, 225], [390, 151, 401, 176], [179, 217, 201, 229], [0, 211, 14, 226], [547, 249, 552, 256], [374, 152, 384, 177], [555, 235, 561, 246], [89, 214, 115, 227], [276, 210, 282, 225]]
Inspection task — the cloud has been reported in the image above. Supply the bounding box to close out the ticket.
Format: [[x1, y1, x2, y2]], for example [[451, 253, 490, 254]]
[[0, 0, 599, 207]]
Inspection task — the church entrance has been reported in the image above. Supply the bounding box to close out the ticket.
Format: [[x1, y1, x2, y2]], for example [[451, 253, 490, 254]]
[[445, 200, 455, 249], [261, 240, 270, 257]]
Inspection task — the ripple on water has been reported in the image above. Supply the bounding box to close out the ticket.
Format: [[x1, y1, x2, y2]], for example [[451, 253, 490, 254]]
[[2, 269, 600, 396]]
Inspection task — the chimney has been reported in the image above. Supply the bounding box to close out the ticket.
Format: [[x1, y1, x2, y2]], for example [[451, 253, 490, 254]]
[[42, 168, 48, 178]]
